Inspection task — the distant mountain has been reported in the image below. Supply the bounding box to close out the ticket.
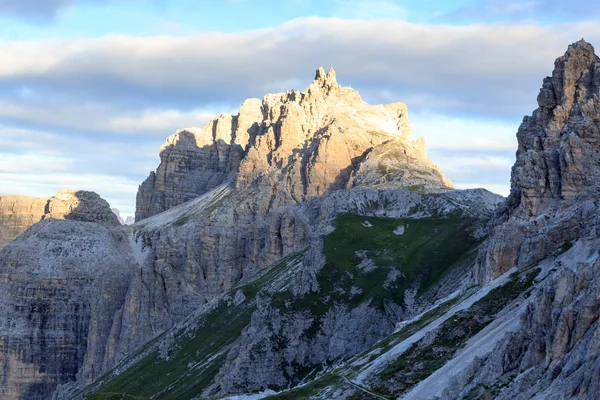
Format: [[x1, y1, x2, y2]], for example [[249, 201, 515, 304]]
[[111, 207, 125, 224], [0, 190, 120, 250]]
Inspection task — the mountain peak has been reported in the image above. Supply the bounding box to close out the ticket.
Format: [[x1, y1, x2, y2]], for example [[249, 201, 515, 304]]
[[312, 66, 339, 95], [136, 68, 452, 220], [508, 40, 600, 217]]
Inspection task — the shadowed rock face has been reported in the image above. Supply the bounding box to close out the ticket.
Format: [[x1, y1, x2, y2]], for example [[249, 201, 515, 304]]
[[0, 190, 128, 400], [135, 67, 452, 222], [0, 190, 120, 250], [476, 40, 600, 282], [0, 220, 137, 400], [135, 133, 245, 222], [508, 39, 600, 218]]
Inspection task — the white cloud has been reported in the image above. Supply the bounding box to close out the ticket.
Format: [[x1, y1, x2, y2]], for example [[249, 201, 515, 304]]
[[1, 17, 598, 211], [0, 101, 223, 136], [1, 18, 599, 119]]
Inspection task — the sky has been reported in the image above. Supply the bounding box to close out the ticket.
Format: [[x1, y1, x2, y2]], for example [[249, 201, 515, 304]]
[[1, 0, 599, 218]]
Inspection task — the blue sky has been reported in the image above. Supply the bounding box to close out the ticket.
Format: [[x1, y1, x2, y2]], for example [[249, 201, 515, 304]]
[[1, 0, 599, 217]]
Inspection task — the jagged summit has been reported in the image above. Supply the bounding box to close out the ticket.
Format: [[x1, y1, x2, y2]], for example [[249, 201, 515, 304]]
[[507, 38, 600, 218], [477, 39, 600, 283], [136, 68, 452, 221], [312, 66, 340, 95]]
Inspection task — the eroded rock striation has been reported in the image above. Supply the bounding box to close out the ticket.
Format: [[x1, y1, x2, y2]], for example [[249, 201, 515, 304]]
[[135, 67, 451, 221], [0, 191, 128, 400], [0, 190, 120, 250]]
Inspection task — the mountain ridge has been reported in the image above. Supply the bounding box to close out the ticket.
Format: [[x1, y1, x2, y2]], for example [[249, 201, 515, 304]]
[[3, 41, 600, 400]]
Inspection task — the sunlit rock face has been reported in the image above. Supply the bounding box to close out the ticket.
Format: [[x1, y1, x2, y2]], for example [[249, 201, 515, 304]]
[[135, 67, 452, 222], [0, 190, 120, 250]]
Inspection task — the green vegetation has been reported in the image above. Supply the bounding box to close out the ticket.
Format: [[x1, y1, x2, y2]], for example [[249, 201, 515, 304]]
[[268, 213, 478, 359], [173, 214, 190, 226], [87, 250, 308, 400], [86, 394, 148, 400], [94, 298, 253, 399], [87, 210, 481, 399], [320, 213, 478, 308], [406, 185, 426, 193], [554, 241, 574, 256], [373, 268, 540, 397], [240, 250, 306, 298], [263, 373, 344, 400], [344, 292, 467, 377]]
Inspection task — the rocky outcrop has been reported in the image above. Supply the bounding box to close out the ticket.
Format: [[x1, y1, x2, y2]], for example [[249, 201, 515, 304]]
[[135, 129, 245, 221], [0, 190, 120, 250], [135, 67, 452, 221], [476, 40, 600, 282], [508, 39, 600, 218], [465, 245, 600, 400]]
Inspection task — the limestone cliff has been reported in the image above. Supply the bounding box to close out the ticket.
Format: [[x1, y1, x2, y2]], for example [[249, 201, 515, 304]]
[[0, 190, 120, 250], [435, 39, 600, 400], [135, 67, 452, 221], [476, 39, 600, 282]]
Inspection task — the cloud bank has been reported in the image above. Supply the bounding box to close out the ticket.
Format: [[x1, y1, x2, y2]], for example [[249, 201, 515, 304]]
[[2, 17, 599, 214]]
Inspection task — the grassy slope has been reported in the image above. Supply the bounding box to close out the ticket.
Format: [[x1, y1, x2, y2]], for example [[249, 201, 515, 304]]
[[372, 268, 540, 397], [271, 213, 478, 330], [87, 213, 479, 400], [87, 252, 305, 400]]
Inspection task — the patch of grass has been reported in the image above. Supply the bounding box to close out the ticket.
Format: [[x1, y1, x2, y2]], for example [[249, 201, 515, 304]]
[[86, 394, 148, 400], [406, 185, 426, 193], [373, 268, 540, 397], [97, 298, 254, 399], [90, 250, 309, 399], [173, 214, 190, 227], [263, 373, 343, 400], [554, 241, 574, 256], [265, 213, 479, 381], [320, 213, 478, 308], [240, 250, 306, 298], [347, 291, 466, 371]]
